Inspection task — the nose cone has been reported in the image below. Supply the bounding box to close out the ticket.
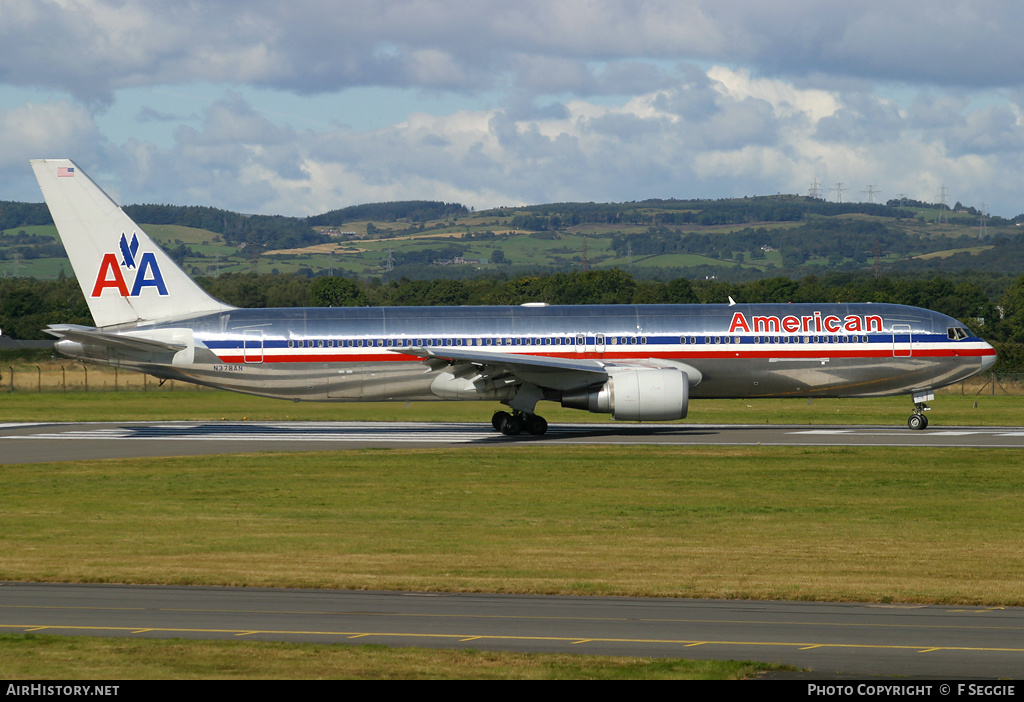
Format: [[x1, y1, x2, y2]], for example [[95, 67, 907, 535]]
[[981, 345, 997, 372]]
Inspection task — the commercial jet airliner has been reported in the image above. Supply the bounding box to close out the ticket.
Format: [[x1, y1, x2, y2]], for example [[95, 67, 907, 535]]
[[31, 159, 996, 434]]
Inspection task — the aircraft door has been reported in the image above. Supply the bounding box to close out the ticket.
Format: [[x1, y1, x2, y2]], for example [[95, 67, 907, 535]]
[[243, 329, 264, 363], [892, 324, 912, 357]]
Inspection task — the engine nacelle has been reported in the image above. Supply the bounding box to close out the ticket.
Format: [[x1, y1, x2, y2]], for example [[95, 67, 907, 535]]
[[560, 368, 689, 421]]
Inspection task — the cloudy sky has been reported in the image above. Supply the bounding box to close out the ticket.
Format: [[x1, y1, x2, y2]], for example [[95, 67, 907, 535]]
[[3, 0, 1024, 218]]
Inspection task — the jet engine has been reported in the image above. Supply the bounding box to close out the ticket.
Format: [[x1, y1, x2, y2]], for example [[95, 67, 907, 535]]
[[560, 367, 689, 421]]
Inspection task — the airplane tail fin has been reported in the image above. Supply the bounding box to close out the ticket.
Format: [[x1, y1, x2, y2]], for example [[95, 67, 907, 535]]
[[30, 159, 234, 328]]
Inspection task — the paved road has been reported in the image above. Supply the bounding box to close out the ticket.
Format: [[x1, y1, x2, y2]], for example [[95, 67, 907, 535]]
[[2, 582, 1022, 678], [3, 420, 1024, 463]]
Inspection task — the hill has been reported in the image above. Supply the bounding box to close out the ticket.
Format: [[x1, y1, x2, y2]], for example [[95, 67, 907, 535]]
[[1, 194, 1021, 282]]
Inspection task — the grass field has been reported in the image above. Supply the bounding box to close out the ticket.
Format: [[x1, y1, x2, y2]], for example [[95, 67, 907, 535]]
[[3, 445, 1023, 604], [0, 635, 782, 680]]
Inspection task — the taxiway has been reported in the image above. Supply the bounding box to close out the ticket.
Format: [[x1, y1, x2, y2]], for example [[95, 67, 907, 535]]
[[2, 582, 1022, 678]]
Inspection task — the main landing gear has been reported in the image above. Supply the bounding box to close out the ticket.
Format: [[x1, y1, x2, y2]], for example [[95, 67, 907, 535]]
[[491, 410, 548, 436], [907, 391, 934, 430]]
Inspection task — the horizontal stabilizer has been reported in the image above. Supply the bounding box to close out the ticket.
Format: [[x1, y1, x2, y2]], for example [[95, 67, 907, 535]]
[[46, 324, 197, 366], [47, 325, 187, 354]]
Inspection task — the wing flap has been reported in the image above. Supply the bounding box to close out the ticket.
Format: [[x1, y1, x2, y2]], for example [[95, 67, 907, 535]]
[[401, 346, 609, 391]]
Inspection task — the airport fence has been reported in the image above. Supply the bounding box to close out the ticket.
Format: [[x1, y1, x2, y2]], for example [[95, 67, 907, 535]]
[[938, 373, 1024, 396], [1, 361, 209, 393]]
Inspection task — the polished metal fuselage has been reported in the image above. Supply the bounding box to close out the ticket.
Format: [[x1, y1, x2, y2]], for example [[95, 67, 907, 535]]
[[56, 303, 995, 404]]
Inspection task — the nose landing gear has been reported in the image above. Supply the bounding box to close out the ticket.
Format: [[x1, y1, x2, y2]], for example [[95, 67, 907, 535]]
[[907, 391, 933, 430]]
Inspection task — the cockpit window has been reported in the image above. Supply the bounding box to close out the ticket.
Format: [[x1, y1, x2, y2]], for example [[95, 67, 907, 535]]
[[947, 327, 969, 341]]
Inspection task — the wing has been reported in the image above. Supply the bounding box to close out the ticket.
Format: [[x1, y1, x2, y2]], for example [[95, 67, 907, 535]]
[[400, 346, 703, 413], [402, 346, 610, 391]]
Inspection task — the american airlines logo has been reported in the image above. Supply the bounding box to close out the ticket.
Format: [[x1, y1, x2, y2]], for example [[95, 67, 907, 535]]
[[729, 311, 884, 334], [90, 233, 169, 298]]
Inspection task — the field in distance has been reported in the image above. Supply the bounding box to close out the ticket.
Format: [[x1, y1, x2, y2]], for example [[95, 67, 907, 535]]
[[3, 195, 1020, 281]]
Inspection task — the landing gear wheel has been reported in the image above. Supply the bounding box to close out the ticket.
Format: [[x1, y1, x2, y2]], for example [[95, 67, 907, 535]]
[[908, 399, 931, 431], [499, 413, 523, 436], [525, 414, 548, 436], [492, 411, 512, 432]]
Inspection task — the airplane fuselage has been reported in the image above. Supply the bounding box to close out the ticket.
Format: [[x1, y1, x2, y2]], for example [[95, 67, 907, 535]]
[[54, 302, 994, 404]]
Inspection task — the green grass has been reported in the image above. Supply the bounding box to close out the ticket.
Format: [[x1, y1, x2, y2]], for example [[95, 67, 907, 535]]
[[3, 445, 1023, 604], [0, 635, 782, 680]]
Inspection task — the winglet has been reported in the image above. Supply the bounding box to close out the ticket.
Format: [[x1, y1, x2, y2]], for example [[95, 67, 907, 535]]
[[30, 159, 234, 327]]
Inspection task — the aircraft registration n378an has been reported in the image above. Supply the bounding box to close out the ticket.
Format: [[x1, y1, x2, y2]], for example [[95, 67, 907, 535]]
[[31, 159, 996, 434]]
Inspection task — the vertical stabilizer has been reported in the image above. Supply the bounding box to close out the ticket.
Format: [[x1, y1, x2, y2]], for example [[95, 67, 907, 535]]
[[30, 159, 234, 327]]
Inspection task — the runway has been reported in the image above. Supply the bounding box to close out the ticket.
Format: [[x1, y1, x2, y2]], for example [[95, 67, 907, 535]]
[[2, 582, 1023, 678], [3, 420, 1024, 463]]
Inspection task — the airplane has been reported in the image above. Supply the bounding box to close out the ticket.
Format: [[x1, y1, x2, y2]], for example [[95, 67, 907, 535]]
[[31, 158, 996, 434]]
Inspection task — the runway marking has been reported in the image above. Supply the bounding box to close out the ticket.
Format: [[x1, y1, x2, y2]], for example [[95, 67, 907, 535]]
[[5, 422, 1024, 454], [790, 429, 1024, 437], [3, 623, 1023, 655], [0, 422, 513, 444], [7, 603, 1021, 634]]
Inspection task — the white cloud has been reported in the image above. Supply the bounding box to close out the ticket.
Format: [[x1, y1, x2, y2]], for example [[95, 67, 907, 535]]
[[6, 1, 1024, 104], [3, 1, 1024, 218]]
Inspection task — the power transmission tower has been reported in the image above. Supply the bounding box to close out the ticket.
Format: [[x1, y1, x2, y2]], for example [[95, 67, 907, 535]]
[[809, 178, 822, 199], [979, 202, 988, 239], [893, 193, 908, 219], [832, 183, 846, 203], [862, 185, 879, 204], [937, 185, 949, 224]]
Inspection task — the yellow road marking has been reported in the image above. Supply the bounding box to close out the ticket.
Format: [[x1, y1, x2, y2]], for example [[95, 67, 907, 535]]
[[2, 623, 1023, 654]]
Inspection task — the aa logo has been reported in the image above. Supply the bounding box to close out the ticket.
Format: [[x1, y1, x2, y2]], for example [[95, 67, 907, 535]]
[[91, 233, 169, 298]]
